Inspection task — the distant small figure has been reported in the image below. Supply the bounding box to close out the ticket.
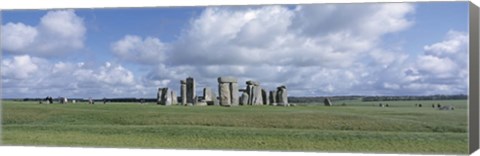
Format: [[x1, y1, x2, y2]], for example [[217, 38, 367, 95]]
[[103, 98, 107, 104], [432, 104, 435, 108], [437, 104, 441, 108], [48, 96, 53, 104], [418, 104, 422, 107], [379, 103, 383, 107], [385, 104, 389, 107], [140, 98, 145, 104]]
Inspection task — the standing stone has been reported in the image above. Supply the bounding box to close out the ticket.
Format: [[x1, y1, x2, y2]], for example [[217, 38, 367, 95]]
[[171, 91, 177, 105], [254, 86, 263, 105], [230, 82, 239, 106], [157, 88, 163, 104], [276, 85, 288, 106], [218, 76, 238, 106], [240, 92, 249, 105], [246, 84, 254, 105], [186, 77, 195, 104], [269, 90, 277, 106], [161, 88, 173, 106], [219, 83, 231, 106], [180, 80, 187, 105], [204, 87, 214, 105], [324, 98, 333, 106], [246, 80, 265, 105], [262, 89, 269, 105]]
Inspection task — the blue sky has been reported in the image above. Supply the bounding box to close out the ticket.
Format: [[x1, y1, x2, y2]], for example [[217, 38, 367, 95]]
[[1, 2, 469, 98]]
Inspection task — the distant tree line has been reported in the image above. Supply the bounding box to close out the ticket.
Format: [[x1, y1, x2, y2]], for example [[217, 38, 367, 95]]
[[289, 94, 467, 103], [361, 94, 467, 101]]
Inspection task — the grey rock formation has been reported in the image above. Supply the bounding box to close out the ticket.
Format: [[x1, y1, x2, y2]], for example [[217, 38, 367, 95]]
[[240, 92, 249, 105], [203, 87, 215, 105], [171, 91, 177, 105], [219, 82, 231, 106], [180, 80, 187, 105], [217, 76, 239, 106], [324, 98, 333, 106], [276, 85, 288, 106], [262, 89, 269, 105], [230, 82, 239, 106], [158, 88, 174, 106], [186, 77, 195, 104], [245, 80, 264, 105], [269, 90, 277, 106], [218, 76, 238, 83]]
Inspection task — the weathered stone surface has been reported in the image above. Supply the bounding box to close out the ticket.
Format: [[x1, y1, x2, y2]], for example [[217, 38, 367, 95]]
[[324, 98, 333, 106], [240, 92, 249, 105], [157, 88, 163, 104], [276, 86, 288, 106], [186, 77, 195, 104], [203, 87, 213, 101], [253, 86, 263, 105], [218, 76, 237, 83], [230, 82, 239, 106], [171, 91, 177, 105], [212, 91, 219, 105], [246, 80, 259, 86], [219, 83, 231, 106], [246, 85, 254, 105], [269, 90, 277, 105], [262, 89, 269, 105], [158, 88, 173, 105], [181, 81, 187, 105]]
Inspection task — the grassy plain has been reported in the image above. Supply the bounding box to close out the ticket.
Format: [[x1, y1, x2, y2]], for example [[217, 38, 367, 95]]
[[1, 100, 468, 154]]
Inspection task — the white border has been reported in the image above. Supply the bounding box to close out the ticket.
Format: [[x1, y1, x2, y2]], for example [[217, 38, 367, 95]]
[[0, 0, 476, 156]]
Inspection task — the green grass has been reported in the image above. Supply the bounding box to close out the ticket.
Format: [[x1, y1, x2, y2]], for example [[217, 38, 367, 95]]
[[1, 100, 468, 154]]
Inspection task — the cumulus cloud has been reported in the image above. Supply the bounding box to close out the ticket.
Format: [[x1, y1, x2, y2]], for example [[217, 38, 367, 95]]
[[1, 10, 86, 56], [125, 3, 417, 96], [3, 4, 468, 98], [1, 55, 146, 98], [111, 35, 169, 64]]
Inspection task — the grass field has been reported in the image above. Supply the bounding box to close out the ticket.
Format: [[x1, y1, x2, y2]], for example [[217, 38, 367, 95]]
[[1, 100, 468, 154]]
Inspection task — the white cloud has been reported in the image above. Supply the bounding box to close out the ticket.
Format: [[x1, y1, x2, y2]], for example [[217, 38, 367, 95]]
[[2, 55, 40, 79], [1, 23, 38, 52], [111, 35, 168, 64], [2, 55, 146, 98], [424, 30, 468, 56], [1, 10, 86, 56]]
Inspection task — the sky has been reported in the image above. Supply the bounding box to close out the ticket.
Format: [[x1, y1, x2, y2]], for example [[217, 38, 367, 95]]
[[1, 2, 469, 98]]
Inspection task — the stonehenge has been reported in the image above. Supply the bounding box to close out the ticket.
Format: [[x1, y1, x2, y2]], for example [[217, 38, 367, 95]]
[[154, 76, 289, 107], [217, 76, 239, 106]]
